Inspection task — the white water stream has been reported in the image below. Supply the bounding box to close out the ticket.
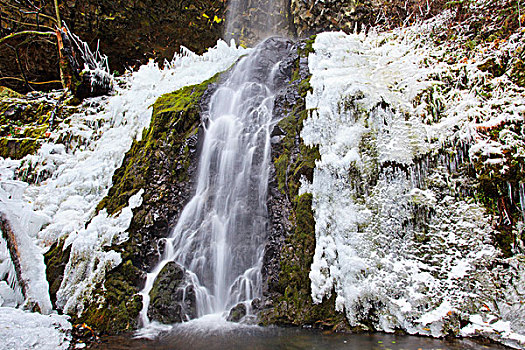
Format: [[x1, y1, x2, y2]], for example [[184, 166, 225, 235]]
[[139, 38, 292, 326]]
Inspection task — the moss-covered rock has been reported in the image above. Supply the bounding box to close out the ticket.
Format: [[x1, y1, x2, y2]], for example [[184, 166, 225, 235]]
[[57, 74, 221, 335], [261, 37, 349, 331], [0, 86, 22, 99], [0, 138, 40, 160], [44, 239, 71, 309], [0, 94, 76, 159], [227, 303, 247, 322], [76, 260, 144, 334], [147, 262, 197, 324]]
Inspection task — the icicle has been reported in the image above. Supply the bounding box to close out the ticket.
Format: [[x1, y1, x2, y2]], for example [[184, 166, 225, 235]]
[[518, 182, 525, 223]]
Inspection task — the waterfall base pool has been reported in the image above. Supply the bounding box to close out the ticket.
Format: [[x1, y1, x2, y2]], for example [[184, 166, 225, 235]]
[[87, 316, 508, 350]]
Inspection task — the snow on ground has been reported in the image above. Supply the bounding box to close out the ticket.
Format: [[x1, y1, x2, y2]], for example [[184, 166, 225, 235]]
[[0, 40, 247, 341], [302, 12, 525, 348], [0, 307, 71, 350]]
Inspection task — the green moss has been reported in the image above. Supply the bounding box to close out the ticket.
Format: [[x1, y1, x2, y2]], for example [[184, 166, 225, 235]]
[[0, 138, 40, 160], [0, 86, 22, 100], [261, 194, 348, 330], [0, 95, 73, 159], [76, 260, 143, 334], [44, 239, 71, 308], [297, 35, 317, 61], [261, 40, 348, 330], [477, 57, 506, 77], [474, 179, 521, 258], [510, 59, 525, 87], [96, 73, 219, 216]]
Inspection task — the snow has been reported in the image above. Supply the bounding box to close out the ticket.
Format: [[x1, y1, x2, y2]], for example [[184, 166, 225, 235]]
[[0, 234, 23, 308], [303, 20, 525, 347], [0, 180, 52, 314], [56, 189, 143, 315], [0, 307, 71, 350]]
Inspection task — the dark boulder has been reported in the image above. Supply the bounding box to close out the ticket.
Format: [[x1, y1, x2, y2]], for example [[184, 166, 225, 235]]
[[147, 261, 197, 324], [227, 303, 247, 323]]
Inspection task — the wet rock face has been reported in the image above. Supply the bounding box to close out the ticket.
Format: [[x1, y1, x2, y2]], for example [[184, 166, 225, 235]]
[[291, 0, 379, 36], [225, 0, 293, 45], [260, 39, 348, 330], [148, 262, 197, 324], [250, 37, 296, 89], [262, 41, 301, 297]]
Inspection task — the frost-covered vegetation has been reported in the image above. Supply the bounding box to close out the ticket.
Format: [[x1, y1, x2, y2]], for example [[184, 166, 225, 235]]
[[302, 9, 525, 348]]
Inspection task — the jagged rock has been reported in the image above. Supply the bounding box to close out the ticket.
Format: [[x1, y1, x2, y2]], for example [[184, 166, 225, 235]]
[[225, 0, 292, 45], [147, 262, 197, 324], [260, 38, 349, 330], [291, 0, 378, 36]]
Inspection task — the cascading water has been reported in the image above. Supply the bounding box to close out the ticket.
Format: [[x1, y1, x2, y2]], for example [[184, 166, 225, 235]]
[[139, 37, 293, 326]]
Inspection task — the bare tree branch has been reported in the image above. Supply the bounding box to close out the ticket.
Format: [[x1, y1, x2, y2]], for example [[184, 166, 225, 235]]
[[0, 0, 57, 23], [2, 16, 54, 31], [0, 76, 62, 85], [0, 30, 55, 45]]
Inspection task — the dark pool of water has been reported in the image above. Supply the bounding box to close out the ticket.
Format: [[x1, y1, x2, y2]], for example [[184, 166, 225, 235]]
[[87, 317, 508, 350]]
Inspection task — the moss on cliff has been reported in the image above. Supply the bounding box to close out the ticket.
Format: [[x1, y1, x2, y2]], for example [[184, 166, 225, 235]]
[[261, 40, 349, 331], [96, 74, 218, 216], [0, 94, 75, 159], [77, 260, 144, 334], [44, 239, 71, 309], [0, 87, 22, 99], [0, 138, 40, 160], [46, 75, 220, 335]]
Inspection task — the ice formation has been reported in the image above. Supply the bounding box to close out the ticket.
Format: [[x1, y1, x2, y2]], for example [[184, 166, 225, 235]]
[[0, 307, 71, 350], [302, 16, 525, 348]]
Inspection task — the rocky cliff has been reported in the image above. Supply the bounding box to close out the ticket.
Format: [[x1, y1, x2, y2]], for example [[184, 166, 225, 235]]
[[1, 0, 226, 92]]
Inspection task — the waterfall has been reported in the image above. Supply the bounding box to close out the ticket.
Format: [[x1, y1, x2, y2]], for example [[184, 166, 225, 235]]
[[225, 0, 290, 44], [139, 37, 293, 326]]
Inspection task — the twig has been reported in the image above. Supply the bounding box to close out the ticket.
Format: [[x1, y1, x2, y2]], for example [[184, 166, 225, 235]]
[[0, 30, 55, 45], [53, 0, 61, 28], [0, 1, 58, 23], [0, 76, 61, 85], [2, 16, 54, 31]]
